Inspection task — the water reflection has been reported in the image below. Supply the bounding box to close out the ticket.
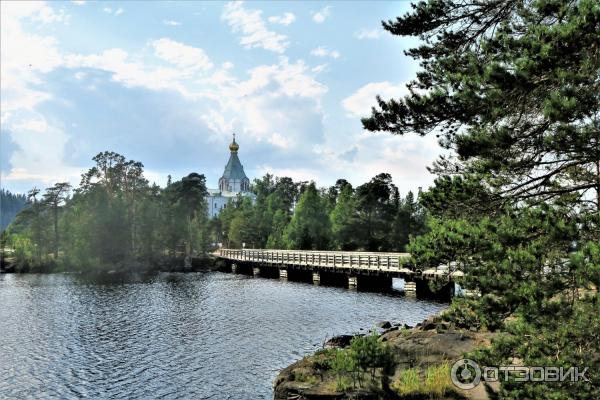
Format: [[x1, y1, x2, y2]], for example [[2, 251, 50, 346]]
[[0, 272, 446, 399]]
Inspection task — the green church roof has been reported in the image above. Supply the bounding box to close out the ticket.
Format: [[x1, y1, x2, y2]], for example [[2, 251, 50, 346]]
[[222, 151, 248, 181]]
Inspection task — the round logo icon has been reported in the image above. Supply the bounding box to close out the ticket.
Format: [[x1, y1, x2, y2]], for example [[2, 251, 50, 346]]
[[451, 359, 481, 390]]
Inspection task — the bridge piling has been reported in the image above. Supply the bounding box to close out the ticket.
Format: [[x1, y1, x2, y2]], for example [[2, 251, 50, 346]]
[[404, 280, 417, 297], [279, 269, 288, 280], [231, 263, 238, 273], [312, 272, 321, 285], [253, 267, 260, 277], [348, 276, 358, 289]]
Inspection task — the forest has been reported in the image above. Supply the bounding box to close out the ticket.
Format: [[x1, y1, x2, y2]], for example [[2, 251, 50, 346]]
[[0, 189, 28, 231], [1, 151, 426, 272]]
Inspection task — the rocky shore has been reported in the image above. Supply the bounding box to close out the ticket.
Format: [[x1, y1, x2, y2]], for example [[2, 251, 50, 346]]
[[273, 314, 496, 400]]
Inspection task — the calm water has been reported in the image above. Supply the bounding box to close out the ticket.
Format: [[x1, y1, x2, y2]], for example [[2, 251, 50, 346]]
[[0, 272, 446, 399]]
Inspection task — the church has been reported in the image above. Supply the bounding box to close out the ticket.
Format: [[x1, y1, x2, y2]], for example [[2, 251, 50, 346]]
[[206, 135, 256, 218]]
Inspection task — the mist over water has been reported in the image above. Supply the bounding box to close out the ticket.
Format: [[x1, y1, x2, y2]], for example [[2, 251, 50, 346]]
[[0, 272, 446, 399]]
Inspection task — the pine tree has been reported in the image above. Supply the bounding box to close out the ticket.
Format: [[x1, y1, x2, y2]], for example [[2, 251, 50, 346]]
[[362, 1, 600, 398], [42, 182, 71, 258], [330, 185, 359, 250], [283, 183, 331, 250]]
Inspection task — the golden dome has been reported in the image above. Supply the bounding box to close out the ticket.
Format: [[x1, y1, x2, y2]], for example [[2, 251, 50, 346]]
[[229, 134, 239, 152]]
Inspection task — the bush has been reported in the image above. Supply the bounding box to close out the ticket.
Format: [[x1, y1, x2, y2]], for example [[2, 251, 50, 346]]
[[350, 331, 396, 380], [329, 332, 397, 390], [330, 348, 358, 389]]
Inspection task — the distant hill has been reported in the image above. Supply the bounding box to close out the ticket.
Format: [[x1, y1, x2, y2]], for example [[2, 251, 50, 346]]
[[1, 189, 28, 231]]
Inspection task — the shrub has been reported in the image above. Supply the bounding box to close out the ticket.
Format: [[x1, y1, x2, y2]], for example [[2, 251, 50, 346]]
[[331, 348, 358, 389], [350, 331, 396, 380]]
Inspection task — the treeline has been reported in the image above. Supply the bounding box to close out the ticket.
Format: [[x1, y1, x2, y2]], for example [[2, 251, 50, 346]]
[[2, 152, 426, 272], [3, 152, 210, 272], [1, 189, 28, 231], [215, 173, 426, 251]]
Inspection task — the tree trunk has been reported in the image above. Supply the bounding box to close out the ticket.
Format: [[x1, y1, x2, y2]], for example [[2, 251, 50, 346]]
[[596, 160, 600, 211], [53, 203, 58, 259]]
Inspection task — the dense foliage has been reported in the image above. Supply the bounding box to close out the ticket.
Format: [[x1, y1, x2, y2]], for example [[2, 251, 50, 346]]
[[2, 152, 426, 271], [1, 189, 28, 231], [216, 172, 426, 252], [3, 152, 210, 272], [327, 332, 396, 392], [364, 0, 600, 398]]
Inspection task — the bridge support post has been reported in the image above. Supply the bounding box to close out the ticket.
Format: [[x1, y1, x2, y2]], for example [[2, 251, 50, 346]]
[[253, 267, 260, 277], [279, 269, 288, 280], [404, 280, 417, 297], [348, 276, 358, 289], [231, 263, 238, 273], [312, 272, 321, 285]]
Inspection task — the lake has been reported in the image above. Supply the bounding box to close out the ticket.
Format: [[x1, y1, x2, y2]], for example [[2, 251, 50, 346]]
[[0, 272, 446, 399]]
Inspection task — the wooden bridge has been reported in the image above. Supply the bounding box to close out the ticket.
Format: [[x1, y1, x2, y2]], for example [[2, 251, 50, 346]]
[[214, 248, 465, 298]]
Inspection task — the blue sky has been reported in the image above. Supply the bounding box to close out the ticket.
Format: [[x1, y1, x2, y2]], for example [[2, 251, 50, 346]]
[[1, 1, 442, 195]]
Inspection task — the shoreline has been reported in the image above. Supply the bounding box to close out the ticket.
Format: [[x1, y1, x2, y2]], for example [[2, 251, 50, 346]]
[[273, 313, 495, 400]]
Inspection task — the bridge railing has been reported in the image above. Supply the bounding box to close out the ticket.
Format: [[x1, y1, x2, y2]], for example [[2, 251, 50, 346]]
[[215, 248, 412, 272]]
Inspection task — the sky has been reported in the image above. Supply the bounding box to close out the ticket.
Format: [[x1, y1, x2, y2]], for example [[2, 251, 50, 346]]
[[1, 0, 443, 195]]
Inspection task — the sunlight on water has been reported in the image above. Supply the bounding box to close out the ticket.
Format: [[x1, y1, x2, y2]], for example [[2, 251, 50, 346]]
[[0, 272, 446, 399]]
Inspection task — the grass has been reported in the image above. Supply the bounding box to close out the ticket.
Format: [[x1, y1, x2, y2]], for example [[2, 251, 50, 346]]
[[393, 368, 421, 395], [392, 362, 454, 398], [292, 369, 320, 385], [335, 375, 354, 391], [424, 362, 452, 397]]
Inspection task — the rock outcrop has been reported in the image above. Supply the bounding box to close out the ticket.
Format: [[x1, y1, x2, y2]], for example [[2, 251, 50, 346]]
[[274, 317, 495, 400]]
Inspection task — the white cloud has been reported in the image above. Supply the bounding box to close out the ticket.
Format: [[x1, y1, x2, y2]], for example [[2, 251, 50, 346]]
[[235, 58, 327, 99], [64, 49, 191, 96], [311, 6, 331, 23], [351, 133, 441, 192], [151, 38, 213, 72], [3, 122, 81, 185], [201, 110, 234, 135], [71, 1, 86, 5], [342, 81, 408, 118], [33, 6, 70, 24], [1, 1, 63, 121], [13, 116, 48, 133], [222, 1, 288, 53], [355, 28, 382, 40], [310, 46, 340, 59], [268, 12, 295, 26], [268, 132, 290, 149], [222, 61, 234, 69], [163, 19, 182, 26], [311, 63, 328, 74], [103, 7, 123, 16]]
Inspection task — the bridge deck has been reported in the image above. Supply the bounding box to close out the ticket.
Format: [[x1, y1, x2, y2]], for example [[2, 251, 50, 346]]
[[215, 249, 465, 280], [215, 248, 415, 276]]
